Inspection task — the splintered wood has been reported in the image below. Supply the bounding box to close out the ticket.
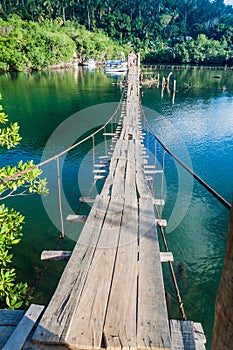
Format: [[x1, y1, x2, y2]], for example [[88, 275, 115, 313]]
[[33, 65, 171, 349]]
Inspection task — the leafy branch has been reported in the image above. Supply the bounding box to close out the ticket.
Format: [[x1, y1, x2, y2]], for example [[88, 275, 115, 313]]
[[0, 95, 48, 309]]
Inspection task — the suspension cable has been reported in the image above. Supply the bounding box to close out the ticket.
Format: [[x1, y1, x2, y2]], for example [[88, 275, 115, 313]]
[[56, 156, 65, 238], [0, 88, 125, 187], [148, 179, 187, 321], [141, 107, 231, 210]]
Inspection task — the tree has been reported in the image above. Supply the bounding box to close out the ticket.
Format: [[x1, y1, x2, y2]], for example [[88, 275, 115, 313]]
[[0, 94, 48, 309]]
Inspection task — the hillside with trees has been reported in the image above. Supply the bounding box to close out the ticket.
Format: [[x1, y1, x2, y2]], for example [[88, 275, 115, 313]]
[[1, 0, 233, 70]]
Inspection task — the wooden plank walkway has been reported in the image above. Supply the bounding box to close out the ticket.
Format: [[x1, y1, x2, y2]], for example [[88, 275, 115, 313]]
[[23, 61, 206, 350], [32, 64, 171, 349]]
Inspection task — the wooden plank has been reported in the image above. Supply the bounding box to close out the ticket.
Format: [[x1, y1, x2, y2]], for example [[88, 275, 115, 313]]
[[193, 323, 206, 344], [137, 197, 171, 349], [65, 196, 125, 349], [41, 251, 72, 261], [144, 170, 163, 175], [23, 341, 68, 350], [94, 164, 108, 168], [33, 195, 110, 344], [66, 214, 87, 222], [94, 175, 107, 180], [92, 169, 108, 173], [0, 326, 16, 349], [104, 141, 138, 349], [160, 252, 174, 262], [144, 165, 156, 169], [65, 156, 127, 349], [0, 310, 24, 349], [170, 320, 197, 350], [0, 310, 24, 326], [153, 199, 165, 206], [3, 304, 44, 350], [79, 196, 95, 203], [193, 323, 206, 350], [156, 219, 168, 227]]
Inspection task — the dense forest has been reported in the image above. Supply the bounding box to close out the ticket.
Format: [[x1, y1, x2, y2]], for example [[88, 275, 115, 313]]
[[1, 0, 233, 71]]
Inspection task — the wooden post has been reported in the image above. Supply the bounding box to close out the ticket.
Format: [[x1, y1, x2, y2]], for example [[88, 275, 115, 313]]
[[212, 199, 233, 350], [172, 80, 176, 104]]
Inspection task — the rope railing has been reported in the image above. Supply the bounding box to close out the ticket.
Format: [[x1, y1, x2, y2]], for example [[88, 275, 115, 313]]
[[141, 106, 231, 211], [0, 90, 125, 187]]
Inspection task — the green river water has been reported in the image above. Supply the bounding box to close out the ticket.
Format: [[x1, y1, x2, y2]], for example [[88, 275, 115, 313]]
[[1, 66, 233, 349]]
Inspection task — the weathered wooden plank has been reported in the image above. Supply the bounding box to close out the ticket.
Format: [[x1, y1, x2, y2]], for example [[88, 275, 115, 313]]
[[153, 199, 165, 206], [137, 197, 171, 350], [79, 196, 95, 203], [0, 310, 24, 326], [94, 175, 107, 180], [0, 326, 16, 349], [23, 341, 68, 350], [144, 170, 163, 174], [65, 196, 125, 349], [92, 169, 109, 173], [193, 323, 206, 344], [193, 323, 206, 350], [104, 141, 138, 350], [3, 304, 44, 350], [170, 320, 198, 350], [41, 251, 72, 261], [66, 214, 87, 222], [65, 155, 128, 349], [156, 219, 168, 227], [160, 252, 174, 262], [33, 195, 110, 344], [94, 164, 108, 168]]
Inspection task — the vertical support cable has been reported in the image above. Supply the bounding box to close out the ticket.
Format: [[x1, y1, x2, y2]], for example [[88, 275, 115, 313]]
[[154, 137, 157, 170], [92, 135, 95, 168], [160, 150, 166, 219], [104, 127, 107, 155], [56, 156, 65, 238], [159, 225, 187, 321]]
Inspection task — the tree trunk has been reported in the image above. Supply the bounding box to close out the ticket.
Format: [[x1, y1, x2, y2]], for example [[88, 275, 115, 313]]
[[211, 199, 233, 350], [62, 7, 66, 23]]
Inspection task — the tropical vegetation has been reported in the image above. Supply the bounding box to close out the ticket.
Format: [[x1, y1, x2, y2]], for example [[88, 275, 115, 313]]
[[1, 0, 233, 70], [0, 94, 48, 308]]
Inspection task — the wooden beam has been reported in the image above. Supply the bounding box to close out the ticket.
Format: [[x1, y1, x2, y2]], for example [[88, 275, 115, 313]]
[[94, 175, 107, 180], [92, 169, 108, 173], [156, 219, 167, 227], [103, 133, 116, 136], [170, 320, 206, 350], [153, 199, 165, 206], [41, 251, 72, 261], [66, 214, 87, 222], [144, 170, 163, 174], [160, 252, 174, 262], [79, 197, 95, 203], [2, 304, 44, 350]]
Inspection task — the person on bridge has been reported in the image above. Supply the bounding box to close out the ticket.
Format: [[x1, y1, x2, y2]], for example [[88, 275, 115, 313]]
[[128, 51, 137, 66]]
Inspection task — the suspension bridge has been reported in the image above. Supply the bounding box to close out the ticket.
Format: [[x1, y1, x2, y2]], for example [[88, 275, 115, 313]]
[[0, 56, 213, 350]]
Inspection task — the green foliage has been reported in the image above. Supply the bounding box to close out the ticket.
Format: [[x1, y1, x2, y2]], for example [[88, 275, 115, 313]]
[[0, 96, 48, 309], [0, 15, 127, 72], [1, 1, 233, 67]]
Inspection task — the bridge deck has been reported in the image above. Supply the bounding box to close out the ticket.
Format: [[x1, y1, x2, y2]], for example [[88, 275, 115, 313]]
[[32, 65, 171, 349]]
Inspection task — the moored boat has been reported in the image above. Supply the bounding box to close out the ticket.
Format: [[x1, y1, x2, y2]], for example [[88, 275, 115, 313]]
[[104, 60, 128, 73]]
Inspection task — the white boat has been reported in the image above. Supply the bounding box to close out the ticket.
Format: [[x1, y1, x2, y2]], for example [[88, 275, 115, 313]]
[[104, 60, 128, 73]]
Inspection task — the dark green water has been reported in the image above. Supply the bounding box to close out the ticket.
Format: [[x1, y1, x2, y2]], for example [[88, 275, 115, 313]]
[[1, 66, 233, 349]]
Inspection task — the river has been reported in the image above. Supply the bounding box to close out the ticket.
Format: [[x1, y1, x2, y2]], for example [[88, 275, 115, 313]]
[[0, 66, 233, 349]]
